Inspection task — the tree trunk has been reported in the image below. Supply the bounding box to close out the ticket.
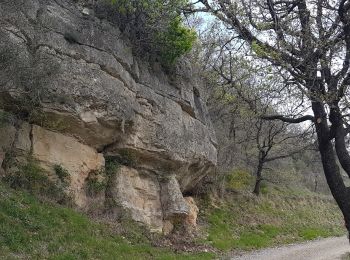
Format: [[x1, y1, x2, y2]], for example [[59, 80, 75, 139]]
[[253, 160, 264, 196], [312, 101, 350, 234], [314, 174, 318, 193]]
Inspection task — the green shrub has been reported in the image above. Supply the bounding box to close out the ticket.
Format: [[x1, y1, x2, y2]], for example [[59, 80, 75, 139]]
[[157, 17, 196, 65], [29, 110, 69, 131], [86, 170, 107, 197], [53, 164, 70, 184], [104, 157, 121, 210], [87, 179, 106, 196], [105, 157, 120, 177], [260, 182, 269, 194], [108, 0, 196, 65]]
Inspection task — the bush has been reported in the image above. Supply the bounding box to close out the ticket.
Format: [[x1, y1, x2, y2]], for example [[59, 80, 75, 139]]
[[157, 17, 196, 65], [86, 170, 107, 197], [105, 157, 120, 177], [107, 0, 196, 65]]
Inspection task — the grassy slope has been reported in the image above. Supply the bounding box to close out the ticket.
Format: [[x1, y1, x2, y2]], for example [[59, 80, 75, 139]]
[[200, 187, 344, 251], [0, 179, 344, 259], [0, 183, 213, 260]]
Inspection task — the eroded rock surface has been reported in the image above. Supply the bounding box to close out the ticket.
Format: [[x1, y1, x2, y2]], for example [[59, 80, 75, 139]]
[[110, 166, 163, 232], [0, 0, 217, 232], [32, 125, 105, 207]]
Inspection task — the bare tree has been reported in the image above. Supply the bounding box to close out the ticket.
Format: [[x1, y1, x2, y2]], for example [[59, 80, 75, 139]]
[[206, 47, 311, 195], [252, 117, 310, 195]]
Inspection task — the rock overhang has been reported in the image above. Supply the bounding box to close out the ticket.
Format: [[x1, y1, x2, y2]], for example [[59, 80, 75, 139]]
[[0, 0, 217, 232]]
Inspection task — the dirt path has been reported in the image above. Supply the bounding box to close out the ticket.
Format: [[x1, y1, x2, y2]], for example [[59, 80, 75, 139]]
[[231, 236, 349, 260]]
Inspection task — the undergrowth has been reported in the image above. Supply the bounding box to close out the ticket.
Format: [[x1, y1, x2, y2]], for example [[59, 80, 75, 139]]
[[3, 159, 67, 203]]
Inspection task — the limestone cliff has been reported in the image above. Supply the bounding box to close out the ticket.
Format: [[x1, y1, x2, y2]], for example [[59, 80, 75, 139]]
[[0, 0, 217, 232]]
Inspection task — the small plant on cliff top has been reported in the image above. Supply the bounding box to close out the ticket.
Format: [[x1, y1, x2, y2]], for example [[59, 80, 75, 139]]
[[157, 16, 196, 65], [108, 0, 196, 65]]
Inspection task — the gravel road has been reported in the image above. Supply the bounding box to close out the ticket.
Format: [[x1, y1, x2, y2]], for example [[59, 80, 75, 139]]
[[231, 236, 349, 260]]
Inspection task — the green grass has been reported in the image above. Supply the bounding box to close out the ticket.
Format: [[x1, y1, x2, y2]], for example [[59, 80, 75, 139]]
[[0, 183, 214, 259], [0, 170, 344, 258], [201, 188, 344, 251]]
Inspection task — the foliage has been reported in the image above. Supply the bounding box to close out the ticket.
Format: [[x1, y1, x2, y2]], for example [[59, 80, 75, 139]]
[[156, 17, 197, 65], [104, 157, 121, 210], [251, 41, 280, 60], [341, 253, 350, 260], [53, 164, 70, 185], [86, 170, 107, 197], [105, 157, 121, 176], [0, 183, 214, 259], [107, 0, 196, 65]]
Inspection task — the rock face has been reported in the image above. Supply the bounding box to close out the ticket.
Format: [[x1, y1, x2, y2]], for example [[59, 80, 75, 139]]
[[0, 0, 217, 232], [31, 125, 105, 207], [110, 166, 163, 232]]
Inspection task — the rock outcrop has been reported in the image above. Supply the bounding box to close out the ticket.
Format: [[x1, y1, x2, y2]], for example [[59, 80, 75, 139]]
[[0, 0, 217, 232]]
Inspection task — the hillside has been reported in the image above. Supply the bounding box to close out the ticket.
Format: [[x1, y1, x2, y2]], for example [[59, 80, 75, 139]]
[[202, 188, 343, 252], [0, 181, 343, 259]]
